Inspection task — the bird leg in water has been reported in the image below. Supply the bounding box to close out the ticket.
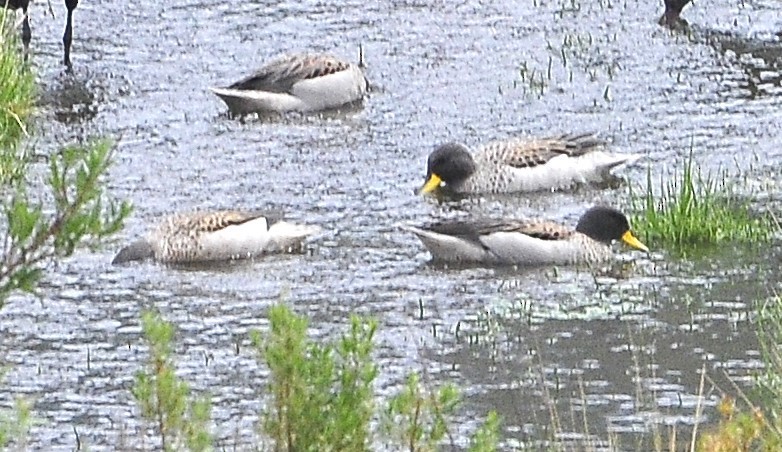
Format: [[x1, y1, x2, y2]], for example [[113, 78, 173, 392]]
[[63, 0, 78, 67]]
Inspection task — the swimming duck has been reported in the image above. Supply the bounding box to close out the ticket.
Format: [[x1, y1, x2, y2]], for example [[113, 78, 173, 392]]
[[418, 133, 639, 195], [112, 210, 321, 264], [209, 52, 369, 115], [402, 206, 648, 266]]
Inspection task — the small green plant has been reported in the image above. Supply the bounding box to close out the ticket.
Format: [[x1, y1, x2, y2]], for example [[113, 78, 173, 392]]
[[0, 396, 32, 449], [133, 311, 212, 452], [695, 294, 782, 451], [383, 373, 500, 452], [697, 397, 766, 452], [383, 373, 460, 451], [629, 149, 772, 252], [252, 304, 378, 451], [0, 139, 132, 306], [469, 410, 501, 452]]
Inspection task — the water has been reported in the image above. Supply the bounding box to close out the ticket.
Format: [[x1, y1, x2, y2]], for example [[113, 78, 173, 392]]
[[1, 0, 782, 449]]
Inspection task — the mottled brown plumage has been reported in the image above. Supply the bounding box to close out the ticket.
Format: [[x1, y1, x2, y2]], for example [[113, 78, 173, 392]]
[[419, 133, 639, 194], [112, 210, 320, 264]]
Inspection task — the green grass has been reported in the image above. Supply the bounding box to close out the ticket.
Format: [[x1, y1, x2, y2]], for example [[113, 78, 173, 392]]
[[0, 10, 35, 184], [629, 149, 773, 253]]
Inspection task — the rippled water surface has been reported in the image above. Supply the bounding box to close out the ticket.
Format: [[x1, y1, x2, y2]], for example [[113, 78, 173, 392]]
[[2, 0, 782, 449]]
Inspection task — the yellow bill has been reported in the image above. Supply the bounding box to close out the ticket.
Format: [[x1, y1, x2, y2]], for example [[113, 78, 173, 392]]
[[419, 173, 443, 195], [621, 230, 649, 252]]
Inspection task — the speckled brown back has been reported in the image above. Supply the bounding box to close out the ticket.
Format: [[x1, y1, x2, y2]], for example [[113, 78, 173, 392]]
[[480, 133, 605, 169]]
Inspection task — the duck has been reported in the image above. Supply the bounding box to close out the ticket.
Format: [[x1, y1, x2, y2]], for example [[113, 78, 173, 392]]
[[209, 52, 369, 115], [401, 206, 648, 266], [112, 210, 321, 264], [417, 133, 640, 195]]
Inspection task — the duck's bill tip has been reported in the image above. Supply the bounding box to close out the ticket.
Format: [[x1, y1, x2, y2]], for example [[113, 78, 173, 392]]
[[418, 174, 442, 195], [621, 231, 649, 253]]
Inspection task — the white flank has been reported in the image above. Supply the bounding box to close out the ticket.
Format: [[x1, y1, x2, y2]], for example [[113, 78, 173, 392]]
[[490, 151, 640, 192], [210, 64, 367, 115], [209, 87, 307, 114], [289, 66, 367, 111], [198, 216, 274, 261]]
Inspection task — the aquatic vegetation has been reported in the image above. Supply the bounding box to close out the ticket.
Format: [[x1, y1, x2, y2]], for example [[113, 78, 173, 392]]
[[133, 311, 212, 452], [694, 294, 782, 451], [630, 150, 773, 252]]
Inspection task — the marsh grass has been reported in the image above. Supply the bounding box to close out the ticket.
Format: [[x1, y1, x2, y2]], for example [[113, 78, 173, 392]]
[[693, 293, 782, 451], [629, 149, 773, 254], [0, 10, 34, 184]]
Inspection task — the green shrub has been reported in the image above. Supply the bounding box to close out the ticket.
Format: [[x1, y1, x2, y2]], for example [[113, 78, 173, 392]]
[[253, 304, 500, 451], [133, 311, 213, 452], [251, 304, 378, 451], [0, 139, 131, 306]]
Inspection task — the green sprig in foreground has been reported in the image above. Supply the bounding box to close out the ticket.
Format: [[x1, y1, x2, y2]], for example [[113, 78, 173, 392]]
[[1, 139, 132, 305], [133, 311, 212, 452]]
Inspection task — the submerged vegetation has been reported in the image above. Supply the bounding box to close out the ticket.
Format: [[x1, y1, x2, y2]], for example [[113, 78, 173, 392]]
[[630, 149, 773, 253]]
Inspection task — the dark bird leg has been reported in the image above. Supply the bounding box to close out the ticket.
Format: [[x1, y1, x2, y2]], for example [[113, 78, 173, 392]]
[[6, 0, 32, 60], [659, 0, 692, 29], [62, 0, 78, 68], [20, 3, 31, 60]]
